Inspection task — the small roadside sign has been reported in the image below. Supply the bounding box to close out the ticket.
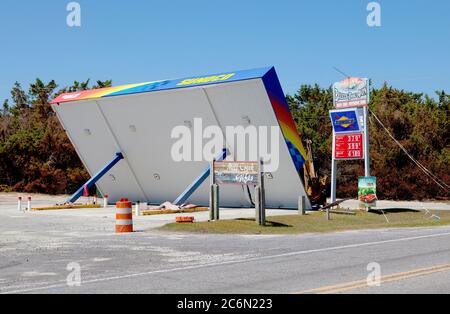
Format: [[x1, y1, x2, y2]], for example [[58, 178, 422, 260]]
[[358, 176, 377, 207], [213, 161, 259, 185], [210, 160, 266, 225]]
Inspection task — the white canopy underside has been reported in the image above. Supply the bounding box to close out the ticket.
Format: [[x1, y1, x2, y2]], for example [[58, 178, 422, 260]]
[[53, 79, 311, 209]]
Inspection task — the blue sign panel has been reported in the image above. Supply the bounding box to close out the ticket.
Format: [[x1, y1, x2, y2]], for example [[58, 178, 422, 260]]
[[330, 109, 360, 133]]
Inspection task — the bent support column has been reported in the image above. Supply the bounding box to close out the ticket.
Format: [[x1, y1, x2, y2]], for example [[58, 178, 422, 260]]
[[67, 152, 124, 204], [173, 148, 228, 206]]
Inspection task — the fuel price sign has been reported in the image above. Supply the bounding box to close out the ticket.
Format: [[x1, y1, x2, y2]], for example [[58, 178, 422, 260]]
[[334, 133, 364, 160]]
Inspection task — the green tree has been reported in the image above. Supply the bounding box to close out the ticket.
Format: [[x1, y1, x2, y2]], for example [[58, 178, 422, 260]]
[[1, 99, 9, 116], [0, 79, 448, 199], [0, 78, 112, 194], [93, 80, 112, 89], [9, 82, 29, 116], [29, 79, 58, 117], [288, 84, 450, 200]]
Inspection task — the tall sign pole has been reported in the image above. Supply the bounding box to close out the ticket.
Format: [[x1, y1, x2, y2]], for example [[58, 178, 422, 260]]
[[363, 81, 371, 177], [363, 106, 370, 177], [331, 134, 337, 203]]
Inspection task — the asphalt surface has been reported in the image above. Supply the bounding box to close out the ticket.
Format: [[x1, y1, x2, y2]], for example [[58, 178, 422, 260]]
[[0, 193, 449, 294]]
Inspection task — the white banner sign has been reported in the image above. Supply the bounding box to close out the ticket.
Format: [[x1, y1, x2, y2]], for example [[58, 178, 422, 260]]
[[333, 77, 369, 108]]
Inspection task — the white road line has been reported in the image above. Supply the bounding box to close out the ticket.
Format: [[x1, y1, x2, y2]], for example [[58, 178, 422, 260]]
[[2, 230, 450, 294]]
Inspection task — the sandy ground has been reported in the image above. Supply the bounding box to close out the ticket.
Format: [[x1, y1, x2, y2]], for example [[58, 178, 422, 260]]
[[1, 192, 449, 232], [2, 192, 449, 209], [0, 192, 300, 231]]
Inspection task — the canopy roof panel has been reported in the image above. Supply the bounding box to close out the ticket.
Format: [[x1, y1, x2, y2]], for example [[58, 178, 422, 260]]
[[51, 67, 272, 104], [51, 67, 311, 209]]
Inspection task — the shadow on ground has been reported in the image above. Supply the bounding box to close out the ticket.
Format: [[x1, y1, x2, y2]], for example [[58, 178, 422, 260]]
[[235, 218, 293, 228], [370, 208, 420, 215]]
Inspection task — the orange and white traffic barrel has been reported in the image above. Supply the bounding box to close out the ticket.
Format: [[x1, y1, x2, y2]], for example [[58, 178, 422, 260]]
[[116, 198, 133, 233]]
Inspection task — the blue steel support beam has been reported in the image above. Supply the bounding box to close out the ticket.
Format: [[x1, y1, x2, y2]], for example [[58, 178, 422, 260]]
[[173, 148, 228, 206], [67, 152, 124, 204]]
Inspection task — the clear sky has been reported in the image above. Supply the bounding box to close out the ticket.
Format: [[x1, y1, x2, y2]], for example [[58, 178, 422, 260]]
[[1, 0, 449, 102]]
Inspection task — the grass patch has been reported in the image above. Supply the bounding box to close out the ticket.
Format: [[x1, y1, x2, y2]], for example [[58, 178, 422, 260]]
[[32, 204, 102, 211], [160, 210, 450, 235], [142, 207, 209, 216]]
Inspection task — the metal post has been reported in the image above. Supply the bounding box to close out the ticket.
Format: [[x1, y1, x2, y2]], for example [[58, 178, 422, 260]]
[[209, 160, 216, 221], [326, 207, 331, 221], [173, 149, 227, 206], [330, 130, 337, 203], [210, 160, 215, 187], [209, 184, 215, 221], [260, 160, 266, 226], [363, 106, 370, 177], [255, 186, 261, 224], [210, 159, 220, 221], [68, 152, 124, 204], [17, 197, 22, 212], [298, 196, 306, 215], [213, 184, 220, 221], [260, 190, 266, 226], [27, 196, 32, 212]]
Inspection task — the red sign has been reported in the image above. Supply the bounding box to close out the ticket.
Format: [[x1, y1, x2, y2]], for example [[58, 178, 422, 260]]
[[334, 133, 364, 160]]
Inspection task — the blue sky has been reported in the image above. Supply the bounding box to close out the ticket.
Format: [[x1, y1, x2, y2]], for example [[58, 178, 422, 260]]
[[0, 0, 449, 102]]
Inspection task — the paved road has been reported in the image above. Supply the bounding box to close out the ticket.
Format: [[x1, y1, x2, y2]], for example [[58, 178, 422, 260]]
[[0, 194, 449, 294]]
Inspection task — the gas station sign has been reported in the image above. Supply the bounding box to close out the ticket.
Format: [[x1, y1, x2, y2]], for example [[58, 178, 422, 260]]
[[330, 78, 371, 205], [333, 77, 370, 109], [334, 133, 364, 160], [330, 109, 361, 133]]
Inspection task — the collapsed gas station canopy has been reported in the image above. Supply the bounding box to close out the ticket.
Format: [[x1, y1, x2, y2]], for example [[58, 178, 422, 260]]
[[51, 67, 311, 209]]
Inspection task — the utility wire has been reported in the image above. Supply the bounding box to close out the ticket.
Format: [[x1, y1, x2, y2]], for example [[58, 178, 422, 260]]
[[370, 110, 449, 191], [332, 67, 351, 79], [369, 108, 450, 193]]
